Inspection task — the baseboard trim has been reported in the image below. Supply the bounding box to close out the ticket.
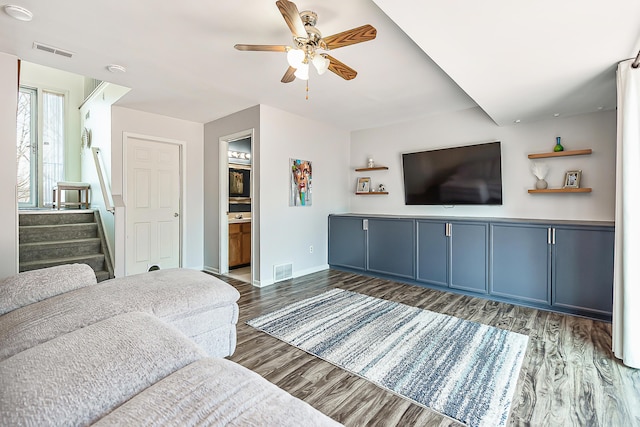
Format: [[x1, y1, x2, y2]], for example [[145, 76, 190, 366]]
[[203, 266, 220, 275], [259, 264, 330, 288]]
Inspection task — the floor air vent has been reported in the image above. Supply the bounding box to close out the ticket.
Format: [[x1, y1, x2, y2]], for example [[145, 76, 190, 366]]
[[273, 263, 293, 283]]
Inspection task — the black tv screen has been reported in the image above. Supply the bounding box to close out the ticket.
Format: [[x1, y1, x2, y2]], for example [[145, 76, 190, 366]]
[[402, 141, 503, 205]]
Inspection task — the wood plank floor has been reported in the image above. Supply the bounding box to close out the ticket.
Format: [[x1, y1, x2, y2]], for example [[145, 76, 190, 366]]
[[214, 269, 640, 427]]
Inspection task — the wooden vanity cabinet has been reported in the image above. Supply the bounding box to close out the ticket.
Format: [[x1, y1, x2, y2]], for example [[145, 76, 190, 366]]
[[229, 222, 251, 267]]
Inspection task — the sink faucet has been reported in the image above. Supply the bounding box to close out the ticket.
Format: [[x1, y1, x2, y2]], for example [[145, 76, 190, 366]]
[[235, 214, 243, 219]]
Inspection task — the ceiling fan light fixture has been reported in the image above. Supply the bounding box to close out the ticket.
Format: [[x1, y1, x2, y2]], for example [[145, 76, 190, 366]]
[[236, 1, 377, 85], [312, 53, 330, 75], [294, 63, 309, 80], [287, 48, 305, 68]]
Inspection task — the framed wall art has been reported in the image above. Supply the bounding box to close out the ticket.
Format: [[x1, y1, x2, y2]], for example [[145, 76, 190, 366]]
[[290, 158, 312, 206], [563, 170, 581, 188], [356, 177, 371, 193]]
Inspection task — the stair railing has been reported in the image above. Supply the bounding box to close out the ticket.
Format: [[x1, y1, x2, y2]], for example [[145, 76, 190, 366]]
[[92, 147, 114, 213]]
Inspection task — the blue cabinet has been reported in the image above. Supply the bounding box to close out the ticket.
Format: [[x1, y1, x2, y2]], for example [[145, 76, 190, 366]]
[[328, 215, 366, 271], [490, 222, 614, 317], [450, 222, 489, 294], [328, 214, 614, 320], [368, 218, 415, 279], [416, 221, 448, 287], [490, 224, 551, 305], [552, 226, 614, 316], [417, 220, 488, 294], [327, 215, 415, 280]]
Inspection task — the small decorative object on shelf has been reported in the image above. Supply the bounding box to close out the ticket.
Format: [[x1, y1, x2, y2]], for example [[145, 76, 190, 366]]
[[367, 158, 375, 168], [356, 177, 371, 193], [554, 136, 564, 152], [563, 170, 582, 188], [530, 161, 549, 190], [378, 183, 386, 192]]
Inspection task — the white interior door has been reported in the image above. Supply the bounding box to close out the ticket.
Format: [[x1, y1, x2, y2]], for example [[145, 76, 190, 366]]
[[125, 137, 181, 275]]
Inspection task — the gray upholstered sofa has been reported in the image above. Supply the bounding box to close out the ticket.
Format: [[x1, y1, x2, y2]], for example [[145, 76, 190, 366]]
[[0, 264, 341, 426]]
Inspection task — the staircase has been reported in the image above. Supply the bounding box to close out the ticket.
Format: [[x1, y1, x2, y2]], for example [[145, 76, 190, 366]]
[[19, 210, 114, 282]]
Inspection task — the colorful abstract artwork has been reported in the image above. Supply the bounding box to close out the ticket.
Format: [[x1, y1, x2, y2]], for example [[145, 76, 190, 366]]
[[290, 158, 312, 206]]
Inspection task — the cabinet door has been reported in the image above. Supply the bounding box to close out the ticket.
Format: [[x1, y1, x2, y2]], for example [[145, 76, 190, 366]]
[[552, 226, 614, 316], [241, 223, 251, 265], [328, 216, 366, 271], [416, 220, 448, 287], [490, 224, 551, 304], [367, 218, 415, 279], [228, 223, 242, 267], [450, 222, 489, 294]]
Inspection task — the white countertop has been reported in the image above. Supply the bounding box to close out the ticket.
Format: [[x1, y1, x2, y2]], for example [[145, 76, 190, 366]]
[[229, 218, 251, 224]]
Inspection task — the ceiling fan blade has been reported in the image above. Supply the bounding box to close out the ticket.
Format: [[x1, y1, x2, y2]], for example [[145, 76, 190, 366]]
[[275, 0, 307, 39], [323, 24, 377, 50], [281, 66, 296, 83], [234, 44, 288, 52], [325, 55, 357, 80]]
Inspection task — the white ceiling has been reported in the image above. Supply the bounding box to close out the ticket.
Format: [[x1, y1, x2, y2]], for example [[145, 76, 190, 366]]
[[1, 0, 639, 130]]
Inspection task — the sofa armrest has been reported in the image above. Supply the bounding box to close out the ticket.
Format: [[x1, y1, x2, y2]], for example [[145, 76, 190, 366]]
[[0, 264, 97, 316]]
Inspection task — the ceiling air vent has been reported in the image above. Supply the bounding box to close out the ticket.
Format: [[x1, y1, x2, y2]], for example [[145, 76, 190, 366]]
[[32, 42, 74, 58]]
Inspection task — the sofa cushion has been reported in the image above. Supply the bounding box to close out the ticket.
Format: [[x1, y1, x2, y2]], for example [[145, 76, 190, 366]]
[[93, 358, 342, 427], [0, 268, 240, 361], [0, 312, 207, 427], [0, 263, 97, 316]]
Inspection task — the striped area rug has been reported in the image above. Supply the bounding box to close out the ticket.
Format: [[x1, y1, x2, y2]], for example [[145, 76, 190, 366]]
[[248, 288, 528, 427]]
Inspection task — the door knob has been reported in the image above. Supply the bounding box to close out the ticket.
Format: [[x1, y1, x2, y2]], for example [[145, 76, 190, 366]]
[[174, 212, 179, 217]]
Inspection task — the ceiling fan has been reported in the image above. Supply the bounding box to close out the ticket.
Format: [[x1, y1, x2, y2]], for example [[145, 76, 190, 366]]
[[234, 0, 377, 83]]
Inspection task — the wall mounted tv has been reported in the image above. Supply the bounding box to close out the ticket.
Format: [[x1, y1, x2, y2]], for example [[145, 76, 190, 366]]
[[402, 141, 503, 205]]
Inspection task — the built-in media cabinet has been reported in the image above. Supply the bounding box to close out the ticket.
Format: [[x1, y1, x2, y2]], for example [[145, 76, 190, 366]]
[[328, 214, 614, 321]]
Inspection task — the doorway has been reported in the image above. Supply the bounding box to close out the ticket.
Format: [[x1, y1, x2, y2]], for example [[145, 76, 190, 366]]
[[124, 134, 182, 275], [219, 130, 254, 285]]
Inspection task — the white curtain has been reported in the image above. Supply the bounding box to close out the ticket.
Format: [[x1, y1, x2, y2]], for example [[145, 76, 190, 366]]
[[613, 59, 640, 369]]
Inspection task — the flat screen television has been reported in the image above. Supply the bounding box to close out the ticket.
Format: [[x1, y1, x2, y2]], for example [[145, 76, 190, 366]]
[[402, 141, 503, 205]]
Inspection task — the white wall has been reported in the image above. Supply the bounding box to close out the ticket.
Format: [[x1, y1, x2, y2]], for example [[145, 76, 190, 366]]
[[259, 105, 350, 286], [111, 107, 205, 271], [0, 53, 18, 278], [80, 83, 130, 255], [203, 106, 260, 275], [351, 107, 616, 222]]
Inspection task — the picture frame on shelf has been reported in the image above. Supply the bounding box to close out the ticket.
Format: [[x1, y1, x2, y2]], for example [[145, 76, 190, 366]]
[[563, 170, 581, 188], [356, 177, 371, 193]]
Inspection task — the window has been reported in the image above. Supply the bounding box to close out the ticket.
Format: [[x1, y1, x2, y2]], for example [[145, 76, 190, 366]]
[[16, 87, 65, 208], [16, 87, 37, 207], [42, 91, 65, 207]]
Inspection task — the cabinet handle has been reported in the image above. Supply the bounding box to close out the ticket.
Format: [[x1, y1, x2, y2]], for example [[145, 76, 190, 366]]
[[552, 228, 556, 245], [363, 219, 368, 231], [445, 223, 452, 237], [547, 227, 551, 245]]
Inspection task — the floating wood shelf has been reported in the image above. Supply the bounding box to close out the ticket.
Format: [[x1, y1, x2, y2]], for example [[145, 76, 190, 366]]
[[355, 191, 389, 195], [527, 149, 592, 159], [355, 166, 389, 171], [528, 188, 592, 193]]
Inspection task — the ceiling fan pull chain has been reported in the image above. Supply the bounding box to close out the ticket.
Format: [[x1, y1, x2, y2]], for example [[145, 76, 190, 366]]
[[306, 78, 309, 100]]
